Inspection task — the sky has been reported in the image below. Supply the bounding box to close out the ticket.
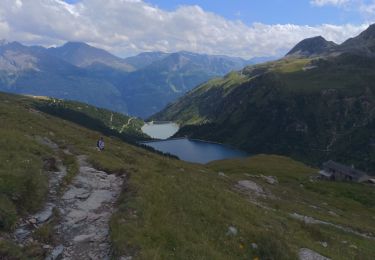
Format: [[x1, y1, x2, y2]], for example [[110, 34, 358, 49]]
[[0, 0, 374, 58]]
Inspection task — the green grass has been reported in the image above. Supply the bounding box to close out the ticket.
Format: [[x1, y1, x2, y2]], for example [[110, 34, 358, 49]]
[[272, 58, 311, 73], [59, 152, 79, 191], [0, 92, 374, 259], [108, 156, 297, 259], [0, 127, 50, 230]]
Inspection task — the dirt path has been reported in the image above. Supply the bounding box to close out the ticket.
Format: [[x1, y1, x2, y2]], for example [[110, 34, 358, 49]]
[[120, 117, 134, 133], [52, 155, 124, 259]]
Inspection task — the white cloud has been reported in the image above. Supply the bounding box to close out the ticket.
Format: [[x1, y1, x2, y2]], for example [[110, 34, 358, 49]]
[[360, 1, 375, 17], [311, 0, 375, 22], [311, 0, 350, 6], [0, 0, 369, 58]]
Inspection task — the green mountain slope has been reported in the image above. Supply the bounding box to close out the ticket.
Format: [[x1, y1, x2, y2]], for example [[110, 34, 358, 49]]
[[31, 96, 148, 142], [0, 92, 374, 259], [152, 26, 375, 173]]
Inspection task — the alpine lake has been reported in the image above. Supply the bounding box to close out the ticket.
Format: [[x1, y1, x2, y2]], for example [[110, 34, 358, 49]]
[[141, 122, 248, 164]]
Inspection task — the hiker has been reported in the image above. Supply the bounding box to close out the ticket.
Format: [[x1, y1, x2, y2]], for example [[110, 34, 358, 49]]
[[97, 137, 105, 151]]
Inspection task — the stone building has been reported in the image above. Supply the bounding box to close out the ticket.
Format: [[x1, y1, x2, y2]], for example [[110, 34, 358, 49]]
[[319, 160, 369, 183]]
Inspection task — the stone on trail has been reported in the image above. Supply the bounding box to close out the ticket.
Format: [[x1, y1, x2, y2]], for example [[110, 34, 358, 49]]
[[73, 233, 96, 243], [45, 244, 64, 260], [33, 203, 54, 224]]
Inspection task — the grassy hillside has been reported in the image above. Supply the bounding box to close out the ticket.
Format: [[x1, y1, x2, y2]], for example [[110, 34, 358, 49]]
[[31, 96, 148, 142], [1, 92, 374, 259], [152, 53, 375, 173]]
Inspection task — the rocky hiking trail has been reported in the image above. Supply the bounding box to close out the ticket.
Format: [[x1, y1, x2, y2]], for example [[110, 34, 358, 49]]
[[55, 155, 124, 259], [14, 138, 125, 260]]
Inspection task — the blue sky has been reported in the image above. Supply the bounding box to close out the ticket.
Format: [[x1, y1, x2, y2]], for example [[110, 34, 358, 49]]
[[63, 0, 367, 25], [0, 0, 372, 58], [146, 0, 359, 25]]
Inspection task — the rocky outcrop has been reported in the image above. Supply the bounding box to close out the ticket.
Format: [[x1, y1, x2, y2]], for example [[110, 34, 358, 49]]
[[286, 36, 337, 57]]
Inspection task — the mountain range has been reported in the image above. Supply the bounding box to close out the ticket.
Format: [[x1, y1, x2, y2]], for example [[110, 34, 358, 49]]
[[153, 24, 375, 172], [0, 40, 274, 118]]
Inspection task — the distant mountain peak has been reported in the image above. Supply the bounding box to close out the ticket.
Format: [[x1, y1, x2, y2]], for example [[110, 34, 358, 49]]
[[61, 41, 91, 48], [48, 41, 134, 71], [360, 23, 375, 38], [286, 36, 337, 57], [340, 24, 375, 54]]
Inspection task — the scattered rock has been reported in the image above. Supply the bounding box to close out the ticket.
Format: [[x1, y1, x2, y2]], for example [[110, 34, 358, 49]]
[[75, 192, 91, 200], [120, 257, 133, 260], [251, 243, 258, 249], [218, 172, 227, 177], [28, 218, 37, 225], [33, 203, 54, 223], [349, 244, 358, 250], [73, 233, 95, 243], [328, 211, 339, 217], [226, 226, 238, 236], [35, 136, 59, 150], [236, 180, 264, 195], [66, 210, 88, 225], [290, 213, 375, 240], [43, 244, 52, 250], [320, 241, 328, 248], [298, 248, 331, 260], [46, 245, 64, 260], [341, 240, 348, 244], [14, 227, 29, 240], [260, 175, 278, 185]]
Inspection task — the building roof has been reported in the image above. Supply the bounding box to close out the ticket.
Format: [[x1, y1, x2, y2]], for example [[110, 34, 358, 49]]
[[322, 160, 367, 178]]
